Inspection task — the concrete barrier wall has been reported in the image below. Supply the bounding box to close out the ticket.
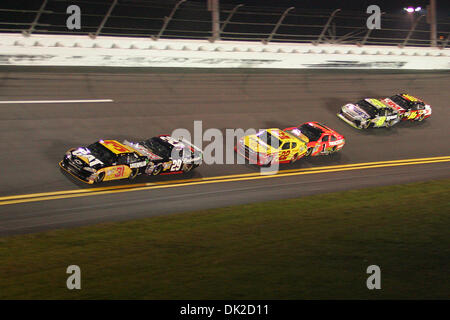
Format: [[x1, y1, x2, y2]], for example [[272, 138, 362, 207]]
[[0, 33, 449, 69]]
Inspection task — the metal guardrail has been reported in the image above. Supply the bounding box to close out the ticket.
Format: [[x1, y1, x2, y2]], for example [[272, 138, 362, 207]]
[[0, 0, 449, 48]]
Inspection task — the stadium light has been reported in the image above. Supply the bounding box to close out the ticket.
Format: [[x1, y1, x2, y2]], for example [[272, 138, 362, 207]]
[[403, 6, 422, 13]]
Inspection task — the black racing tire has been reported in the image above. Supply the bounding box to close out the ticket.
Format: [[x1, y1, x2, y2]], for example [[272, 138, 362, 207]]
[[389, 119, 398, 127], [151, 165, 163, 176], [182, 163, 194, 173], [305, 148, 313, 157], [417, 114, 425, 121], [260, 156, 273, 168], [95, 172, 105, 184], [360, 121, 369, 129], [129, 168, 139, 180]]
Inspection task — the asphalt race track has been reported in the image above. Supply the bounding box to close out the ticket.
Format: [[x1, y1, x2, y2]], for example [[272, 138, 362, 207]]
[[0, 67, 449, 235]]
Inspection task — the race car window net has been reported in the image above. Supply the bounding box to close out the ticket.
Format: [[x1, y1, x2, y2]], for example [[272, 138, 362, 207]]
[[356, 100, 378, 118], [143, 138, 172, 159], [117, 153, 138, 165], [298, 124, 322, 141], [281, 143, 291, 150], [257, 132, 282, 149], [87, 142, 117, 165]]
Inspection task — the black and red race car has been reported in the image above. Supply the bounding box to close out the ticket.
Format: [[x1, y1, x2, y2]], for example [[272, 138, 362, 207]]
[[284, 122, 345, 157], [381, 93, 432, 122], [123, 135, 203, 175]]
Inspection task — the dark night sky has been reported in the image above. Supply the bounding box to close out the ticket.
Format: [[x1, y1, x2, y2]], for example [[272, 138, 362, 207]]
[[5, 1, 449, 17], [195, 0, 449, 16]]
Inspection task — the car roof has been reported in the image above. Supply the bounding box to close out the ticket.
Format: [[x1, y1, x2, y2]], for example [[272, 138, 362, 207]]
[[99, 140, 135, 155], [365, 98, 390, 109], [266, 128, 300, 143], [303, 122, 342, 136]]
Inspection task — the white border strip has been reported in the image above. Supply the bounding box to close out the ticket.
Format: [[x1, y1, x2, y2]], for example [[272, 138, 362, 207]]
[[0, 99, 114, 104]]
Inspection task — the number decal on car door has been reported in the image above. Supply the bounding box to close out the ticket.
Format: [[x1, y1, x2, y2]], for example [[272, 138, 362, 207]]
[[375, 116, 386, 127], [114, 166, 125, 178], [278, 150, 290, 161], [408, 111, 417, 120], [171, 159, 183, 171]]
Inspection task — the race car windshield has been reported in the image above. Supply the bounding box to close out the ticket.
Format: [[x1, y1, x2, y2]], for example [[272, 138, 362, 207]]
[[297, 124, 322, 141], [143, 137, 172, 158], [257, 131, 282, 149], [87, 142, 116, 165], [356, 100, 378, 118]]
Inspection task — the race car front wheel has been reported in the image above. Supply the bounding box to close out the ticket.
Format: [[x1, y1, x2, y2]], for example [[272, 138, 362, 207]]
[[152, 165, 163, 176], [359, 121, 369, 129], [418, 114, 425, 121], [261, 156, 273, 167], [95, 172, 105, 183]]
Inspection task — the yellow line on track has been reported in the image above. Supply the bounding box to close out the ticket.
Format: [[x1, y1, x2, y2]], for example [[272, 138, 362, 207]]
[[0, 156, 449, 206]]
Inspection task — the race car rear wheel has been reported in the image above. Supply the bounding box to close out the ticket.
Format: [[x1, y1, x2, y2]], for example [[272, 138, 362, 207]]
[[387, 119, 397, 127], [329, 146, 339, 155], [290, 153, 299, 164], [305, 148, 313, 157], [182, 163, 194, 173], [129, 168, 139, 180], [95, 172, 105, 183]]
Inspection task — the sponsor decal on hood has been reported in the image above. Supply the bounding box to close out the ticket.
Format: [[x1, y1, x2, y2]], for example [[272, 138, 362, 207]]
[[72, 148, 104, 167], [343, 104, 370, 119], [246, 137, 272, 154]]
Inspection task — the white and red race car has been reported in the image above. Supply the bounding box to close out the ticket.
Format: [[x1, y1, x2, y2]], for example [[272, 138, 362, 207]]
[[381, 93, 432, 122]]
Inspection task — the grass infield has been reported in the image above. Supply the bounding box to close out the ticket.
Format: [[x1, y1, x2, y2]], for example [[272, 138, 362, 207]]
[[0, 179, 449, 299]]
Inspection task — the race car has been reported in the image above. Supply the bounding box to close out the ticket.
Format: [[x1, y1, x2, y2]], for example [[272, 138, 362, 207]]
[[284, 122, 345, 157], [60, 139, 149, 184], [236, 128, 308, 166], [123, 135, 202, 175], [381, 93, 432, 121], [337, 98, 400, 129]]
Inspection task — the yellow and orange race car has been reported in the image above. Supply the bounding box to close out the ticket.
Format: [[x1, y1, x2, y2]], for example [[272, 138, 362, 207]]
[[236, 128, 308, 166], [59, 139, 149, 184]]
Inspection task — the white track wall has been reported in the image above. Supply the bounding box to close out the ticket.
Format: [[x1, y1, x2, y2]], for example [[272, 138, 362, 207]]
[[0, 34, 449, 69]]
